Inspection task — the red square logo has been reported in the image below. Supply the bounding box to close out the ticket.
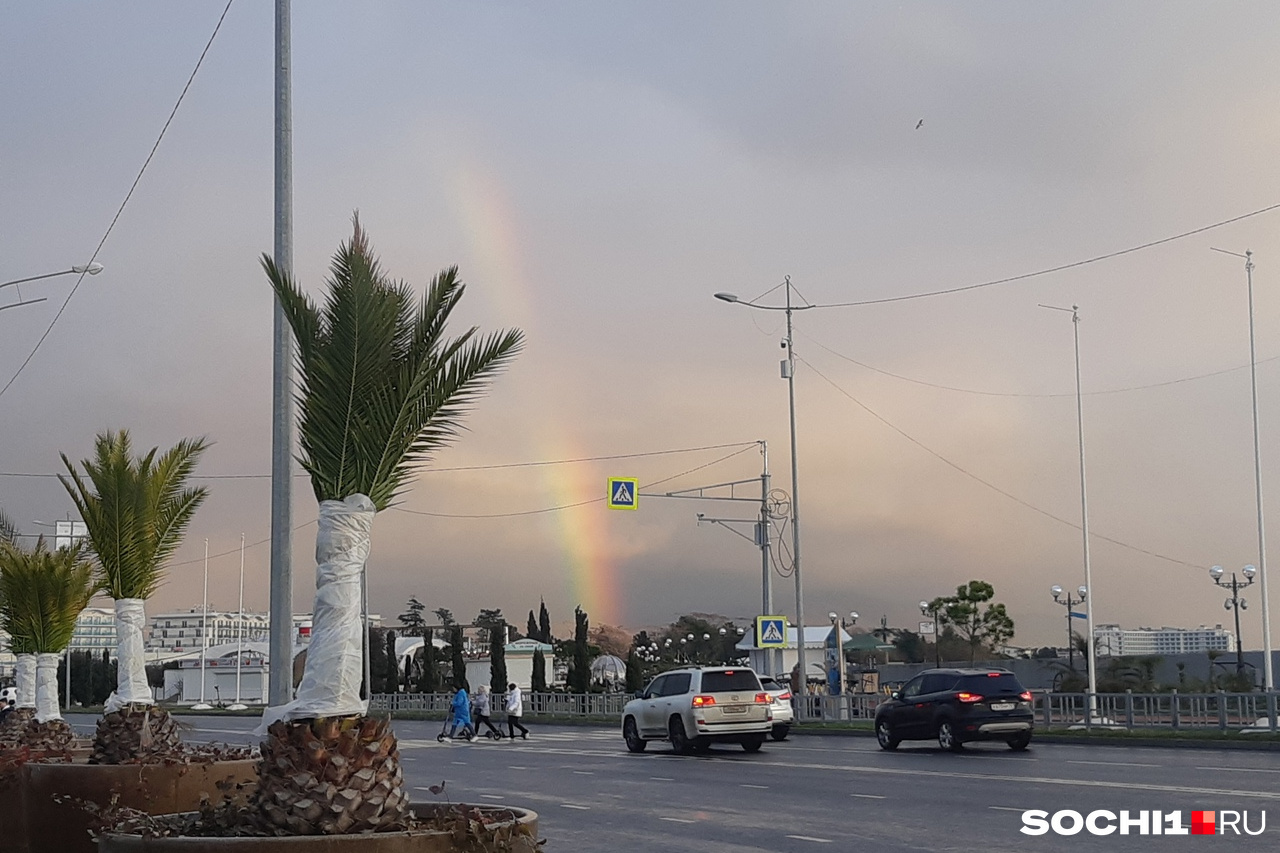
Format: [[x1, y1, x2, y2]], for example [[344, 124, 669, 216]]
[[1192, 811, 1216, 835]]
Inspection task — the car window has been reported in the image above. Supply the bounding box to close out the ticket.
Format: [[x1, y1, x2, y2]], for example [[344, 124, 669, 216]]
[[700, 670, 761, 693], [957, 673, 1024, 694], [644, 675, 667, 697], [921, 673, 957, 694], [759, 676, 778, 689], [662, 673, 692, 696], [900, 676, 925, 699]]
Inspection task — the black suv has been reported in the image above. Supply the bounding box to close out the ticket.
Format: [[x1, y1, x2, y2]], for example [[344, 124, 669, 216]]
[[874, 668, 1034, 751]]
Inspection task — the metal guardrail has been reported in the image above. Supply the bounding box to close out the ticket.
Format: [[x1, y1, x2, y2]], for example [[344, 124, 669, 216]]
[[370, 690, 1280, 731]]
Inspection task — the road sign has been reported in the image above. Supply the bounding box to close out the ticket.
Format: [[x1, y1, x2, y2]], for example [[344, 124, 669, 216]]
[[919, 620, 936, 635], [1069, 611, 1088, 619], [757, 616, 786, 648], [607, 477, 639, 510]]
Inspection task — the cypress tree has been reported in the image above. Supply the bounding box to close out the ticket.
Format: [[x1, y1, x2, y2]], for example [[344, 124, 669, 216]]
[[538, 599, 552, 643], [490, 622, 508, 695], [526, 610, 538, 641], [532, 648, 547, 692], [418, 629, 439, 693], [570, 606, 590, 693], [625, 647, 643, 694], [450, 624, 468, 690], [384, 630, 399, 694]]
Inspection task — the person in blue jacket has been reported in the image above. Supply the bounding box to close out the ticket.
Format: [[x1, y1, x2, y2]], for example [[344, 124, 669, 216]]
[[448, 685, 476, 741]]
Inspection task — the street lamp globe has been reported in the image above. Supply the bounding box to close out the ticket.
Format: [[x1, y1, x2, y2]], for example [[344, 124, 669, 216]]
[[918, 601, 929, 614], [1211, 565, 1225, 581], [1077, 586, 1088, 599], [702, 633, 710, 641], [1244, 564, 1258, 580], [1051, 585, 1063, 598], [718, 627, 727, 637], [687, 634, 694, 642], [828, 611, 838, 623], [849, 611, 859, 623]]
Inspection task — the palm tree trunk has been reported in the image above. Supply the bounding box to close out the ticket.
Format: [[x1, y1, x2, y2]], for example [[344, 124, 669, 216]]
[[34, 653, 63, 722], [15, 653, 36, 709], [106, 598, 153, 711]]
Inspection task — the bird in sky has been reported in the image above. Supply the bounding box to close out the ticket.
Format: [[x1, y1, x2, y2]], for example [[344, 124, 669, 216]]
[[915, 119, 924, 129]]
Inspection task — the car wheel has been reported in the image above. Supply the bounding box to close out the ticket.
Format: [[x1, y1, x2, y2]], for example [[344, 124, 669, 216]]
[[693, 738, 712, 753], [741, 733, 766, 753], [937, 719, 963, 752], [623, 717, 647, 753], [1007, 731, 1032, 752], [669, 716, 694, 755], [770, 724, 791, 741], [875, 719, 900, 751]]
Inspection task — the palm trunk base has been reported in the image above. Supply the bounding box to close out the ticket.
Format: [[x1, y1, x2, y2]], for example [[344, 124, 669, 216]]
[[21, 718, 76, 752], [0, 709, 36, 747], [257, 714, 407, 835], [92, 705, 183, 764]]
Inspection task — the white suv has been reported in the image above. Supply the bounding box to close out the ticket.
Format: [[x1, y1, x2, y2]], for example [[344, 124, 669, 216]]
[[622, 666, 773, 755], [758, 675, 795, 740]]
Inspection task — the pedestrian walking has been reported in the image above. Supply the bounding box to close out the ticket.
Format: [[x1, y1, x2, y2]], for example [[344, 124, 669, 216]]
[[447, 685, 476, 741], [505, 682, 529, 740], [472, 684, 502, 738]]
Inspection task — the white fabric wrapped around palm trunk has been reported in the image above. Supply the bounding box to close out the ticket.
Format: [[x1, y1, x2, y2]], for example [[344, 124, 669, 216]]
[[15, 654, 36, 709], [35, 652, 63, 723], [260, 494, 374, 732], [105, 597, 153, 713]]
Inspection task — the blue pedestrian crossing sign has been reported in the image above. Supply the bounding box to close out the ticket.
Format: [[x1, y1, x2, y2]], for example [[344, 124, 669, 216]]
[[607, 477, 639, 510], [756, 616, 787, 648]]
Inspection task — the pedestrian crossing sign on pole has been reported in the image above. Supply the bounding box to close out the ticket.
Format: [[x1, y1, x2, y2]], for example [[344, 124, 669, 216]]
[[607, 477, 639, 510], [756, 616, 786, 648]]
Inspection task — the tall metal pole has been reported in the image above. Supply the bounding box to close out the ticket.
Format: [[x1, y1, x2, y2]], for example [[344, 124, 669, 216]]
[[201, 538, 209, 704], [1244, 252, 1274, 692], [783, 278, 807, 705], [758, 440, 776, 676], [269, 0, 295, 707], [236, 532, 245, 704], [1070, 307, 1099, 703]]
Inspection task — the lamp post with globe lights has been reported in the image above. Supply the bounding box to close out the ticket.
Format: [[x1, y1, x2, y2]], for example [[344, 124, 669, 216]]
[[1211, 565, 1257, 681], [920, 600, 942, 668], [1051, 585, 1088, 675]]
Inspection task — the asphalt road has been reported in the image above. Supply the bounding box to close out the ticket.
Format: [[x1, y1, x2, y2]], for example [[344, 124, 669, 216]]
[[67, 715, 1280, 851]]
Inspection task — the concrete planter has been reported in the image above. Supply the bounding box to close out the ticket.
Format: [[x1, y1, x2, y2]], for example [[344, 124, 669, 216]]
[[25, 759, 259, 853], [94, 804, 540, 853], [0, 744, 94, 853]]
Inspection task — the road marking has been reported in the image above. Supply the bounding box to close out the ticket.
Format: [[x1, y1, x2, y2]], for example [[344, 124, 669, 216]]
[[661, 817, 695, 824], [989, 806, 1025, 812], [561, 804, 590, 810], [450, 761, 467, 765], [508, 766, 528, 770], [786, 835, 833, 843], [851, 794, 886, 799], [573, 770, 594, 775], [740, 784, 769, 789], [1197, 766, 1280, 774], [1067, 760, 1161, 768], [650, 776, 675, 781], [480, 794, 505, 800]]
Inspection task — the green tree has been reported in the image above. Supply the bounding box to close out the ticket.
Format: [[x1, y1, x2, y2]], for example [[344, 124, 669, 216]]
[[434, 608, 456, 628], [450, 624, 469, 690], [538, 599, 552, 643], [417, 629, 439, 693], [929, 580, 1015, 663], [368, 626, 389, 696], [384, 629, 400, 694], [526, 610, 538, 641], [0, 509, 17, 546], [531, 648, 547, 692], [624, 648, 643, 694], [569, 606, 591, 693], [489, 622, 508, 695], [474, 608, 506, 646], [893, 630, 926, 663], [397, 597, 427, 637]]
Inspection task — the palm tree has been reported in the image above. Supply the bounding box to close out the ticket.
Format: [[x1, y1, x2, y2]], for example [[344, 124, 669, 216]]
[[0, 538, 96, 750], [257, 218, 521, 835], [59, 429, 209, 762]]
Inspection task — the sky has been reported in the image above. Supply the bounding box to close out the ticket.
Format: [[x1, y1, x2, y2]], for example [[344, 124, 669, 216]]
[[5, 1, 1280, 649]]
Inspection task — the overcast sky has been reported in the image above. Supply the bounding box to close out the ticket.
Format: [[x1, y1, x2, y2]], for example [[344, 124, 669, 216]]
[[5, 2, 1280, 648]]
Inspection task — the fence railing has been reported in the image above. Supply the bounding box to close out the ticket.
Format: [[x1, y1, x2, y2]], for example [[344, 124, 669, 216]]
[[370, 690, 1279, 732]]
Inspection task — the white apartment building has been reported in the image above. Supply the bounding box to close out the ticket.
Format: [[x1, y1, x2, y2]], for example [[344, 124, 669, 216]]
[[146, 610, 381, 653], [1094, 623, 1232, 656], [68, 606, 118, 654]]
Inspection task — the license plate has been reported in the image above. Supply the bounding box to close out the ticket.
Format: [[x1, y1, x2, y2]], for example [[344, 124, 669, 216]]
[[991, 702, 1015, 711], [722, 705, 746, 714]]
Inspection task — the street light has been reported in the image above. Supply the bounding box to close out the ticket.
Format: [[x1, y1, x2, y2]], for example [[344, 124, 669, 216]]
[[920, 600, 942, 669], [826, 611, 858, 698], [1211, 564, 1257, 681], [1210, 247, 1272, 692], [716, 277, 816, 695], [1050, 585, 1088, 675], [1040, 303, 1099, 706], [1, 264, 104, 314]]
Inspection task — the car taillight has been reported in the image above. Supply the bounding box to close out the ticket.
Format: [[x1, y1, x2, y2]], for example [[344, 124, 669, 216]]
[[957, 692, 983, 703], [691, 695, 716, 707], [755, 693, 770, 704], [1020, 690, 1033, 701], [778, 691, 792, 701]]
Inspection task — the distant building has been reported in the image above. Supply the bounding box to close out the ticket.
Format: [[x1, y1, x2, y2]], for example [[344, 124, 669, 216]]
[[68, 606, 117, 655], [146, 610, 380, 653], [1094, 623, 1232, 656]]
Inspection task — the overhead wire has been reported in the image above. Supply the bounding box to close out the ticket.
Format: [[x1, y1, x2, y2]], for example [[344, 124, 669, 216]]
[[0, 0, 237, 402]]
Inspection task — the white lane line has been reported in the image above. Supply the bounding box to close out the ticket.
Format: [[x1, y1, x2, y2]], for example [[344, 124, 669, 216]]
[[1197, 766, 1280, 774], [740, 784, 769, 789], [561, 804, 590, 810], [989, 806, 1026, 812], [508, 766, 528, 770], [661, 817, 696, 824], [650, 776, 675, 781], [1067, 760, 1161, 768], [573, 770, 594, 775], [450, 761, 467, 765], [786, 835, 833, 843], [480, 794, 505, 800], [852, 794, 886, 799]]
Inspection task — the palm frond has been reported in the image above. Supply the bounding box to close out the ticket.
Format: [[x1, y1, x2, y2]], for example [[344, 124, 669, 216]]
[[0, 538, 96, 653], [59, 430, 210, 600], [0, 509, 17, 546], [266, 216, 524, 510]]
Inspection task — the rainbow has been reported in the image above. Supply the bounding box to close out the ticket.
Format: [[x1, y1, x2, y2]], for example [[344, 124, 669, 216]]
[[448, 160, 620, 625]]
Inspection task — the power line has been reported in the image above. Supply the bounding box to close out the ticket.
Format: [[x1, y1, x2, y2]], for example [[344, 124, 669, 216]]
[[811, 202, 1280, 308], [797, 355, 1203, 570], [805, 331, 1279, 399], [0, 0, 236, 402]]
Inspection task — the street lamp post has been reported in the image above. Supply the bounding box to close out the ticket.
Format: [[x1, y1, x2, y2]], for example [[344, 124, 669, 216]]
[[716, 278, 815, 704], [1, 264, 104, 313], [1210, 247, 1273, 692], [1051, 585, 1088, 674], [1211, 565, 1257, 681], [919, 601, 942, 668], [827, 611, 857, 701]]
